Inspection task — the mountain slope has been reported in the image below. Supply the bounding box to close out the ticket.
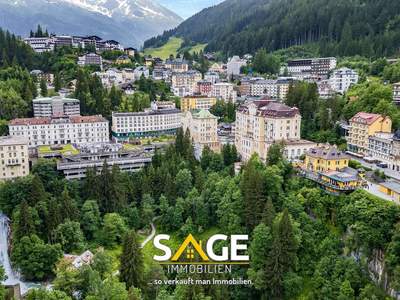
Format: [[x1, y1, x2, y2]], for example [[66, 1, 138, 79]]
[[0, 0, 182, 47], [144, 0, 400, 57]]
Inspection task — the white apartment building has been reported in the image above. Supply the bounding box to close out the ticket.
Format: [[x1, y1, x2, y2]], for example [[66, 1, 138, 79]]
[[393, 82, 400, 106], [211, 82, 237, 102], [182, 109, 220, 158], [287, 59, 313, 79], [112, 104, 182, 141], [9, 115, 109, 148], [134, 66, 150, 80], [235, 100, 315, 161], [171, 71, 202, 97], [78, 53, 103, 69], [368, 132, 394, 163], [227, 56, 247, 77], [24, 37, 54, 53], [329, 67, 359, 94], [250, 80, 278, 97], [0, 136, 29, 181], [311, 57, 337, 79], [204, 72, 220, 84], [33, 96, 80, 117], [287, 57, 337, 80]]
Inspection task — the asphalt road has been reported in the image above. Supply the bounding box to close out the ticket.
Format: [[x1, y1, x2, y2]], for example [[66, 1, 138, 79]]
[[350, 156, 400, 181]]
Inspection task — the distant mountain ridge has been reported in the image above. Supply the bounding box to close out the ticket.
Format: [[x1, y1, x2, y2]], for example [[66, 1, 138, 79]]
[[0, 0, 182, 47], [145, 0, 400, 58]]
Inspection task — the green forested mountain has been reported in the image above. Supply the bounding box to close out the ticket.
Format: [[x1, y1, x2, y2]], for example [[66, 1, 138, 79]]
[[144, 0, 400, 57]]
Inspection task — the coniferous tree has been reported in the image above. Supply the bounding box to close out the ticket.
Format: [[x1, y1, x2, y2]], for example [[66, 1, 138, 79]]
[[17, 200, 36, 238], [119, 230, 144, 290], [265, 209, 298, 299], [59, 187, 79, 221], [40, 78, 48, 97], [240, 156, 266, 230], [30, 175, 47, 205], [262, 199, 276, 228], [54, 72, 62, 92]]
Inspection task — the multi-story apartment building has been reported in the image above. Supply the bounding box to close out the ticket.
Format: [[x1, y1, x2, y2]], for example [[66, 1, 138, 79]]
[[181, 96, 217, 112], [33, 96, 80, 117], [24, 37, 54, 53], [30, 70, 54, 85], [276, 78, 296, 100], [318, 80, 335, 99], [9, 115, 109, 148], [391, 131, 400, 172], [329, 67, 359, 94], [250, 80, 278, 98], [54, 35, 73, 48], [347, 112, 392, 155], [287, 57, 337, 80], [0, 136, 29, 181], [111, 103, 182, 141], [204, 71, 220, 84], [152, 67, 172, 82], [311, 57, 337, 79], [235, 100, 315, 161], [368, 132, 394, 163], [287, 59, 313, 79], [171, 71, 202, 97], [134, 66, 150, 80], [197, 80, 213, 96], [226, 56, 247, 77], [57, 143, 153, 180], [25, 35, 123, 53], [165, 58, 189, 73], [182, 110, 220, 158], [211, 82, 237, 102], [78, 53, 103, 69], [393, 82, 400, 106]]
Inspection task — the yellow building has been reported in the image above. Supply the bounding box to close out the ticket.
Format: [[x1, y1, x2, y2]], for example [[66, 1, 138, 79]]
[[0, 136, 29, 181], [347, 112, 392, 155], [302, 145, 364, 195], [181, 96, 217, 112], [304, 145, 349, 172], [115, 55, 131, 65], [379, 181, 400, 202]]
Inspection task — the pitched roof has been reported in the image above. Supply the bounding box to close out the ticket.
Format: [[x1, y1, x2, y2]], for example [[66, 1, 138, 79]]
[[351, 112, 383, 125], [307, 146, 349, 160], [238, 100, 299, 118], [191, 109, 218, 119]]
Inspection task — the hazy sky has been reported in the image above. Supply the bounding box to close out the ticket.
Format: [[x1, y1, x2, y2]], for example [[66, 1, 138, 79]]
[[157, 0, 224, 19]]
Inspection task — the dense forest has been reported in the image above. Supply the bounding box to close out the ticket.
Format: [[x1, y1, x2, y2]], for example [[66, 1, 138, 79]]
[[145, 0, 400, 58], [0, 134, 399, 299]]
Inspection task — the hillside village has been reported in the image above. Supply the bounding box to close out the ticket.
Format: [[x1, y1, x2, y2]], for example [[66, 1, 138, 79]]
[[2, 24, 400, 300], [13, 31, 400, 201]]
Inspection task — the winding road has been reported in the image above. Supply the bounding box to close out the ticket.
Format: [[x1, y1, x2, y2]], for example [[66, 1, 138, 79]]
[[140, 221, 156, 248]]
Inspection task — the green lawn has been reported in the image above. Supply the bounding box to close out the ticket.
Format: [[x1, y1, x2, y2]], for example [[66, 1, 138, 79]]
[[122, 143, 140, 151], [189, 43, 207, 54], [144, 37, 207, 59], [38, 144, 79, 155], [144, 37, 183, 60]]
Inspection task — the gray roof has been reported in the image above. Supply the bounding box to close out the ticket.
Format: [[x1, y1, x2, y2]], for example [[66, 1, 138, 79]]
[[307, 146, 349, 160], [380, 180, 400, 194]]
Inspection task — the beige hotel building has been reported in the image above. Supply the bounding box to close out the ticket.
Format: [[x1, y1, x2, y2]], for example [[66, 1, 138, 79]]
[[0, 136, 29, 181], [235, 100, 315, 161]]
